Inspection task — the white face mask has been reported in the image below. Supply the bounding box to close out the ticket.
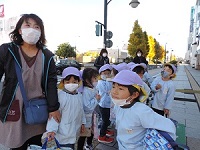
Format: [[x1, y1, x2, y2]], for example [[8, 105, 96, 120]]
[[137, 53, 141, 57], [64, 83, 79, 92], [92, 82, 98, 88], [111, 97, 131, 106], [101, 75, 107, 80], [102, 53, 107, 57], [21, 28, 41, 44]]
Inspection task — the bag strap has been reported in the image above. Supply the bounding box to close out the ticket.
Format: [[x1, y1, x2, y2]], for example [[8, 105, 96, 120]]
[[42, 137, 61, 149], [14, 61, 29, 107]]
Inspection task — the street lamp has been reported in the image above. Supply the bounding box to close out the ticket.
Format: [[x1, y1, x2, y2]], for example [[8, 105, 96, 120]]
[[129, 0, 140, 8], [103, 0, 140, 48]]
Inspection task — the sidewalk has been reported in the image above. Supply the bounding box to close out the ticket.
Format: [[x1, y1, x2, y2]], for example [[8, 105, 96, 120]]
[[0, 64, 200, 150]]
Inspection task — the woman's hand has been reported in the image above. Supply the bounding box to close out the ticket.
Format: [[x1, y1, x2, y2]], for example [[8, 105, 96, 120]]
[[49, 110, 61, 123]]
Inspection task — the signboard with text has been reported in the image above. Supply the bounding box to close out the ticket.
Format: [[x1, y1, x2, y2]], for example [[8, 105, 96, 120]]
[[0, 5, 4, 18]]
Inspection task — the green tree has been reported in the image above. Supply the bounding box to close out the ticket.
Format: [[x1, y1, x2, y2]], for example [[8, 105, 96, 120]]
[[128, 20, 147, 57], [153, 39, 162, 64], [55, 43, 76, 58], [143, 31, 150, 56]]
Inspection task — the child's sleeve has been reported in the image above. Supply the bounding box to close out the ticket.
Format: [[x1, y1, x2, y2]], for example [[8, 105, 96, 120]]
[[82, 89, 98, 112], [46, 92, 64, 133], [97, 81, 108, 97], [164, 83, 176, 110], [46, 117, 59, 133], [138, 106, 176, 140], [145, 72, 154, 85], [150, 77, 160, 92]]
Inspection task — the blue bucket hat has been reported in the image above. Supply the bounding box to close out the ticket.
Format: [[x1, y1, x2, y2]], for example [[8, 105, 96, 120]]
[[164, 63, 177, 74], [112, 70, 143, 86], [99, 64, 112, 74], [129, 64, 144, 71], [112, 70, 148, 102], [58, 67, 81, 89], [61, 67, 81, 79], [127, 62, 135, 68], [112, 63, 128, 72], [140, 63, 147, 69]]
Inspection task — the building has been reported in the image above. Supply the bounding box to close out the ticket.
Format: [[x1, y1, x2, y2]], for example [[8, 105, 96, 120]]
[[90, 47, 129, 63], [0, 12, 19, 45], [186, 1, 200, 69]]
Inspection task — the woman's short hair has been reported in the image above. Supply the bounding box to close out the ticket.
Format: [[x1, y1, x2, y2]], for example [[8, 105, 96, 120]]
[[100, 48, 108, 56], [136, 49, 143, 55], [9, 14, 46, 49]]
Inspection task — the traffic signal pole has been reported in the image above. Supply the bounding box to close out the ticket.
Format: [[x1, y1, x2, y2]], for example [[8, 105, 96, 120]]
[[104, 0, 108, 48]]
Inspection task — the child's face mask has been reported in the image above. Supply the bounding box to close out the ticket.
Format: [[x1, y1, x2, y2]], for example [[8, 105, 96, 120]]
[[64, 83, 79, 92], [161, 70, 170, 78], [111, 96, 131, 106]]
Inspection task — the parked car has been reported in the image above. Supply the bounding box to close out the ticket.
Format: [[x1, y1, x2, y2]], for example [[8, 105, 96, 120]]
[[56, 59, 82, 75]]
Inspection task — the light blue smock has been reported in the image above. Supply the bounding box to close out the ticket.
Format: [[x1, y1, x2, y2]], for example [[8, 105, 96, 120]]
[[150, 76, 176, 110], [143, 72, 153, 86], [96, 80, 112, 108], [82, 86, 99, 127], [114, 102, 176, 150], [46, 91, 86, 145]]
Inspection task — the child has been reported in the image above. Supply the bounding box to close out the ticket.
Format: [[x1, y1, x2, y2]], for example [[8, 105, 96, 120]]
[[97, 64, 114, 143], [45, 67, 86, 150], [151, 63, 176, 116], [140, 63, 153, 86], [110, 70, 176, 149], [111, 62, 128, 77], [130, 64, 151, 103], [77, 68, 100, 150]]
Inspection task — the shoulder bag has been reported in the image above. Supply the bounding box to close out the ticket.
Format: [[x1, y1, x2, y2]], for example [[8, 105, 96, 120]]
[[15, 61, 48, 125]]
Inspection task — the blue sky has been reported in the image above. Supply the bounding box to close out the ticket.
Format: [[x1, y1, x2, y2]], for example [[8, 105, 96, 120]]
[[0, 0, 196, 57]]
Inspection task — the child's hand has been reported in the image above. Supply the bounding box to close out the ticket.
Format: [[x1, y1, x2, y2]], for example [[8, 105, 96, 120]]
[[155, 84, 162, 90], [81, 124, 85, 133], [164, 109, 170, 116], [47, 132, 56, 141], [95, 94, 101, 101]]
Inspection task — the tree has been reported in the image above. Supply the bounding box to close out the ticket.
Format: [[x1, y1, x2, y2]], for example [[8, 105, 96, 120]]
[[147, 36, 155, 63], [128, 20, 147, 57], [55, 43, 76, 58], [143, 31, 150, 56], [83, 51, 99, 58], [153, 39, 162, 64]]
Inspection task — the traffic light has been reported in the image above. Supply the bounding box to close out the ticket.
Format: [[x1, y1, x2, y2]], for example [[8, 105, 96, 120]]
[[95, 24, 102, 36]]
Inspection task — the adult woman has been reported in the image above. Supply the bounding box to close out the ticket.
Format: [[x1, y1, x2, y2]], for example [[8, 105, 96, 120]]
[[94, 48, 109, 70], [133, 49, 148, 65], [0, 14, 60, 149]]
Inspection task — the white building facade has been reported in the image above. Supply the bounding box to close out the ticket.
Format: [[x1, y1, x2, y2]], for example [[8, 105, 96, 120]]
[[187, 0, 200, 69]]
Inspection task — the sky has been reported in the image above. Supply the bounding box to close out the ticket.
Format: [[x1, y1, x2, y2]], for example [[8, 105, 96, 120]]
[[0, 0, 197, 58]]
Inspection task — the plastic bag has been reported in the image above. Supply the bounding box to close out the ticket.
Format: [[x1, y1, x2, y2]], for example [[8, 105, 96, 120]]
[[27, 138, 72, 150]]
